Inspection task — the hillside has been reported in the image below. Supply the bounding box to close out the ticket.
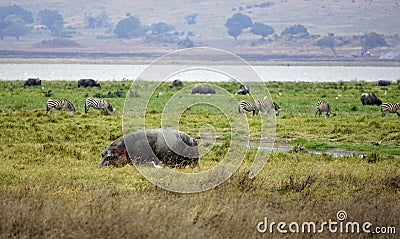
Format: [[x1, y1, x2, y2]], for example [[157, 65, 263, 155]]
[[1, 0, 400, 62]]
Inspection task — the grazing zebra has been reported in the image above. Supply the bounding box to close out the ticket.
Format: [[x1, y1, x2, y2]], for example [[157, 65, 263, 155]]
[[256, 100, 281, 116], [238, 100, 259, 116], [238, 100, 280, 116], [85, 98, 115, 115], [46, 99, 75, 115], [315, 100, 331, 118], [381, 102, 400, 117]]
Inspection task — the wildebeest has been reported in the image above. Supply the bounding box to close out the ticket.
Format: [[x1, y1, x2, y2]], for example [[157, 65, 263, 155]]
[[235, 84, 250, 95], [191, 84, 216, 94], [99, 128, 199, 168], [78, 79, 101, 88], [360, 92, 382, 106], [23, 78, 41, 87], [377, 80, 391, 86], [169, 79, 183, 88]]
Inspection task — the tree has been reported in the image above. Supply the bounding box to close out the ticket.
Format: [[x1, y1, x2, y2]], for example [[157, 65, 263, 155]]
[[227, 27, 242, 40], [38, 9, 64, 36], [178, 38, 194, 48], [185, 13, 198, 25], [225, 13, 252, 40], [0, 5, 33, 23], [281, 24, 309, 37], [150, 22, 175, 35], [315, 33, 337, 56], [0, 5, 33, 40], [361, 32, 388, 56], [1, 19, 30, 40], [114, 16, 147, 39], [250, 22, 274, 38], [85, 13, 110, 28]]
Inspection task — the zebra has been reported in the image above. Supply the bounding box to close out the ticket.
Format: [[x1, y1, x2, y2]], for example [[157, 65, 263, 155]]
[[85, 98, 115, 115], [238, 100, 259, 116], [238, 100, 280, 116], [256, 100, 281, 116], [381, 102, 400, 117], [315, 100, 331, 118], [46, 99, 75, 115]]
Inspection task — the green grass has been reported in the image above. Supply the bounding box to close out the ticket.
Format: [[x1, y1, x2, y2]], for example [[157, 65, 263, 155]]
[[1, 80, 400, 238]]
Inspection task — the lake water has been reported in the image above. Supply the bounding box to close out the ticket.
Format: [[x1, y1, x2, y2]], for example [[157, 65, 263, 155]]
[[0, 63, 400, 82]]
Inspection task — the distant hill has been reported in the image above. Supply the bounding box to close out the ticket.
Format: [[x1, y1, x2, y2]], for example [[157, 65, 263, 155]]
[[1, 0, 400, 61]]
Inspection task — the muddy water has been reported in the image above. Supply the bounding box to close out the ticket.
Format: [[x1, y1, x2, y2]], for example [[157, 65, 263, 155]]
[[258, 145, 364, 158]]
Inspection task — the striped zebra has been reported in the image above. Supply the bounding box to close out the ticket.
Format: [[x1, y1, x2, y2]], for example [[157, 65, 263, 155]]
[[315, 100, 331, 118], [256, 100, 281, 116], [46, 99, 75, 115], [238, 100, 259, 116], [381, 102, 400, 117], [238, 100, 280, 116], [85, 98, 115, 115]]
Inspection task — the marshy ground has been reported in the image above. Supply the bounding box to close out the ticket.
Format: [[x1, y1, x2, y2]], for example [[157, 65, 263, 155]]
[[0, 80, 399, 238]]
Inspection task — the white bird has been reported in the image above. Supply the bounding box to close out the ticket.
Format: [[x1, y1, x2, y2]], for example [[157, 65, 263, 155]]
[[151, 161, 163, 169]]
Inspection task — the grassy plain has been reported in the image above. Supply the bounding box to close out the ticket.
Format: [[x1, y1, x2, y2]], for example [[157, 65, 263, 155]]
[[1, 80, 400, 238]]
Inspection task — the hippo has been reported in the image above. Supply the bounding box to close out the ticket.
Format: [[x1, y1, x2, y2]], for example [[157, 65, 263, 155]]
[[78, 79, 101, 88], [23, 78, 41, 87], [191, 84, 216, 94], [360, 92, 382, 106], [99, 128, 199, 168], [169, 79, 183, 88]]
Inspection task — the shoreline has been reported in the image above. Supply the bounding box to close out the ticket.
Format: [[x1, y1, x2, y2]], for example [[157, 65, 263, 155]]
[[0, 51, 399, 67]]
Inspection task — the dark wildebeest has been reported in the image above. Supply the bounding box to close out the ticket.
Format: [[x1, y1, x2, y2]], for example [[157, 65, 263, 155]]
[[99, 128, 199, 168], [23, 78, 41, 87], [377, 80, 391, 86], [78, 79, 101, 88], [360, 93, 382, 106], [169, 79, 183, 88], [236, 84, 250, 95], [191, 84, 216, 94]]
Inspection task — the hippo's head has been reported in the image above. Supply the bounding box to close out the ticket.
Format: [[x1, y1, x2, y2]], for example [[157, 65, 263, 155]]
[[98, 137, 129, 167], [99, 147, 118, 167]]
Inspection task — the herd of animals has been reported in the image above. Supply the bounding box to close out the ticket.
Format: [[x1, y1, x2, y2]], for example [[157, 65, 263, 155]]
[[236, 85, 400, 118], [26, 78, 113, 115], [46, 98, 115, 116], [22, 77, 400, 118], [21, 77, 399, 169]]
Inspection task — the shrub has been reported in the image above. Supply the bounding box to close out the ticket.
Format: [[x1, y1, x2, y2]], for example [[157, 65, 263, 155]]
[[363, 152, 381, 163], [36, 38, 81, 48]]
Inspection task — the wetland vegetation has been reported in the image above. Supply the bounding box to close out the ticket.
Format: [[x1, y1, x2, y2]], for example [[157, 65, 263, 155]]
[[1, 79, 399, 238]]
